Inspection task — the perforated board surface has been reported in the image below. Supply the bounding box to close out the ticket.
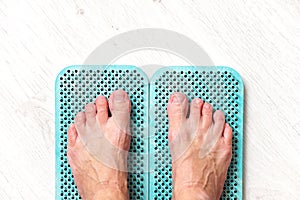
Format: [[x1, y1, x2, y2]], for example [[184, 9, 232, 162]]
[[149, 66, 244, 200], [55, 65, 149, 200], [56, 65, 244, 200]]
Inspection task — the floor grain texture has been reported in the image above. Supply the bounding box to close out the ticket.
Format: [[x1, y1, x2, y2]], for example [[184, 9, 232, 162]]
[[0, 0, 299, 199]]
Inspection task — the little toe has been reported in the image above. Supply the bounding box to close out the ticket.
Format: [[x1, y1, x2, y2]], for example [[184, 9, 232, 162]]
[[188, 98, 204, 127], [212, 110, 226, 137], [85, 103, 96, 124], [95, 95, 108, 126], [223, 123, 233, 145], [75, 112, 86, 132], [201, 102, 213, 130], [167, 92, 188, 141], [67, 124, 77, 147], [108, 90, 131, 131]]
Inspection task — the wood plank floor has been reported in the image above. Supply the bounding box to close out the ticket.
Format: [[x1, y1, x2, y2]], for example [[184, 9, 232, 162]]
[[0, 0, 299, 199]]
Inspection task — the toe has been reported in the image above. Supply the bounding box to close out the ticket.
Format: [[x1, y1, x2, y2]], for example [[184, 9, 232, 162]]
[[95, 95, 108, 126], [67, 124, 77, 147], [108, 90, 131, 131], [85, 103, 96, 126], [223, 123, 233, 145], [188, 98, 204, 127], [212, 110, 226, 137], [75, 112, 86, 132], [201, 102, 213, 130], [167, 92, 188, 141]]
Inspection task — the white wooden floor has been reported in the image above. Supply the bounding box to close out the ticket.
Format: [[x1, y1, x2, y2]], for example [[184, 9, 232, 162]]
[[0, 0, 300, 199]]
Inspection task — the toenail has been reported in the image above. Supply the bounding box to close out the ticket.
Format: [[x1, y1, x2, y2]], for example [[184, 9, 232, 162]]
[[86, 105, 93, 112], [172, 94, 184, 104], [204, 103, 211, 109], [98, 96, 106, 102], [76, 114, 83, 121], [114, 92, 125, 102], [194, 98, 202, 104]]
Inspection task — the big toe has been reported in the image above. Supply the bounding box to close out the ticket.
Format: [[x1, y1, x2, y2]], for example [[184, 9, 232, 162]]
[[108, 90, 131, 132], [167, 92, 188, 141]]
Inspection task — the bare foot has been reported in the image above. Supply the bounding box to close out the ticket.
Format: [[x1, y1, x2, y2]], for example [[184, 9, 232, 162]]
[[67, 90, 131, 200], [167, 93, 233, 200]]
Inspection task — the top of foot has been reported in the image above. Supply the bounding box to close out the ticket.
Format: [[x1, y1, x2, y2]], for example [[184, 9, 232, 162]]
[[67, 90, 131, 200], [167, 92, 233, 200]]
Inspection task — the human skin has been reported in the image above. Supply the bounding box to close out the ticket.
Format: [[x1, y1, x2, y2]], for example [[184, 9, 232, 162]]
[[67, 90, 131, 200], [167, 92, 232, 200], [67, 90, 232, 200]]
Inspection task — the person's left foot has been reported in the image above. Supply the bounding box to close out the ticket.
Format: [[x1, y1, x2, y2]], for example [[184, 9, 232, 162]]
[[67, 90, 131, 200], [167, 93, 233, 200]]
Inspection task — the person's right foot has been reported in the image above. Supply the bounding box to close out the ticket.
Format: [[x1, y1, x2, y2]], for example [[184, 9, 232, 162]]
[[67, 90, 131, 200], [167, 92, 233, 200]]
